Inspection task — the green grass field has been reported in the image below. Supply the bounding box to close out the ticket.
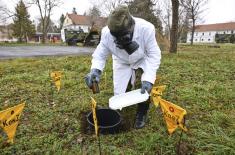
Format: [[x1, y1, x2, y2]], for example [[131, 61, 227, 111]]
[[0, 44, 234, 154]]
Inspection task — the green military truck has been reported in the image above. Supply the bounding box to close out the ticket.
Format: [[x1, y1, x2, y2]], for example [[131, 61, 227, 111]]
[[64, 28, 100, 46]]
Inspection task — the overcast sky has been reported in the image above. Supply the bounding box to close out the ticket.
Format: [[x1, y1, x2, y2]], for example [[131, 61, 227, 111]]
[[2, 0, 235, 25]]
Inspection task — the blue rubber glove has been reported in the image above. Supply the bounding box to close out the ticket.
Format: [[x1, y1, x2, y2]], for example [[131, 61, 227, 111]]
[[85, 68, 102, 89], [141, 81, 153, 94]]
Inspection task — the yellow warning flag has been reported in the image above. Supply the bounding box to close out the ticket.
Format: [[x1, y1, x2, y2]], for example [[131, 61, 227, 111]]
[[0, 102, 25, 143], [151, 85, 166, 107], [50, 71, 62, 91], [90, 96, 98, 137], [159, 99, 187, 134]]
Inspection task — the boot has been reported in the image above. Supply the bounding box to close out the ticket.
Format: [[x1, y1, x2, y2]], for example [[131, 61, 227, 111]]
[[134, 102, 150, 129]]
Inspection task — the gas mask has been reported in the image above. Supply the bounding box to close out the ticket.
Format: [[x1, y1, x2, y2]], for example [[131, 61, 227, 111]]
[[110, 23, 139, 55]]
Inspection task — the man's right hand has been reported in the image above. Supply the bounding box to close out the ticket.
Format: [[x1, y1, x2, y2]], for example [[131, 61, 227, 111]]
[[85, 68, 102, 89]]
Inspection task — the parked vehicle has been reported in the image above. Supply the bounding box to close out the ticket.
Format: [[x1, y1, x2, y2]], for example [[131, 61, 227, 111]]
[[64, 29, 87, 46], [215, 34, 235, 43], [64, 28, 100, 46], [84, 30, 100, 46]]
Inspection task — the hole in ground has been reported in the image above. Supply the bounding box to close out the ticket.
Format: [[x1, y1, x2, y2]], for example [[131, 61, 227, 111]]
[[79, 106, 137, 135]]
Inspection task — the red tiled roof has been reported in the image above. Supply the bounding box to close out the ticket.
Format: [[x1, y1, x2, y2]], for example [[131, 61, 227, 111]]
[[67, 14, 107, 28], [195, 22, 235, 32]]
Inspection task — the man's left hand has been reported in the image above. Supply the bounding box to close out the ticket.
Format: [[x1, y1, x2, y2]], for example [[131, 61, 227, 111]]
[[141, 81, 153, 94]]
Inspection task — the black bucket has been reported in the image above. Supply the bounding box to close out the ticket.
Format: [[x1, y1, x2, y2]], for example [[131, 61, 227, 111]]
[[87, 108, 122, 134]]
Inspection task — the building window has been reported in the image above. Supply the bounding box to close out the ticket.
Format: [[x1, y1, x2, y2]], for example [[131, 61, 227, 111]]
[[224, 32, 226, 34], [202, 33, 204, 35], [232, 30, 234, 34], [201, 39, 204, 41], [196, 32, 198, 36], [208, 39, 210, 41], [209, 32, 211, 35], [195, 39, 197, 41]]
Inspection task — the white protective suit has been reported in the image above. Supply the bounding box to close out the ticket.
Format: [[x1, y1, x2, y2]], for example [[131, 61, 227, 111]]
[[91, 17, 161, 95]]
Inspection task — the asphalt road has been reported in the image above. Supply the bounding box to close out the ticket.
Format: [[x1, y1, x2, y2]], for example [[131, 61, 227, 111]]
[[0, 46, 95, 59]]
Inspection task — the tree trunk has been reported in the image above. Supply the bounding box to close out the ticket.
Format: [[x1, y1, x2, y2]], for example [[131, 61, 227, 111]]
[[170, 0, 179, 53], [42, 19, 47, 43], [42, 32, 47, 43], [190, 18, 195, 45], [25, 32, 28, 43]]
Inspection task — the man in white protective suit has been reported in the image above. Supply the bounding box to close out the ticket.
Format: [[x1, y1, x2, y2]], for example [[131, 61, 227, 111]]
[[85, 5, 161, 129]]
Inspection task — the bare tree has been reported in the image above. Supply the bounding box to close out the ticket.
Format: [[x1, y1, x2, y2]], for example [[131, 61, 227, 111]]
[[181, 0, 208, 45], [0, 1, 14, 24], [0, 6, 7, 23], [177, 5, 190, 43], [30, 0, 62, 43], [89, 0, 127, 16], [87, 6, 102, 27], [158, 0, 171, 40], [158, 0, 189, 42], [170, 0, 179, 53]]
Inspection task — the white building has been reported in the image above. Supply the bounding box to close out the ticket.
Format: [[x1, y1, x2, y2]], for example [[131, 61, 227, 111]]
[[61, 14, 107, 42], [187, 22, 235, 43], [0, 25, 17, 42]]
